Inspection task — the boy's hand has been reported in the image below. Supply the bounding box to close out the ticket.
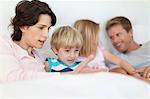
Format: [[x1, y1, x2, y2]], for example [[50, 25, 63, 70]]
[[44, 61, 49, 72]]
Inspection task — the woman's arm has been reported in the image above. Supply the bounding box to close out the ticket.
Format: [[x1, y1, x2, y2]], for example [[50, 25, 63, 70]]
[[0, 37, 59, 83]]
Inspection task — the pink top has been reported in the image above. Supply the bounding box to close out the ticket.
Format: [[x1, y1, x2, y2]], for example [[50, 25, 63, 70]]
[[0, 36, 59, 83], [77, 43, 108, 70]]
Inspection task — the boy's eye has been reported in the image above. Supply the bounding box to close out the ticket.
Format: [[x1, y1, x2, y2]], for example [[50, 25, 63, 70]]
[[64, 50, 70, 52]]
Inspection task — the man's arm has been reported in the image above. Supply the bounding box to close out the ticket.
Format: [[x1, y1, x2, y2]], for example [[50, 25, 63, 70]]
[[109, 66, 128, 74], [103, 50, 137, 75], [103, 50, 144, 78]]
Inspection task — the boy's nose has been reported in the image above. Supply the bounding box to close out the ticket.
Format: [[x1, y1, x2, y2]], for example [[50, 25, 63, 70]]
[[70, 52, 76, 57]]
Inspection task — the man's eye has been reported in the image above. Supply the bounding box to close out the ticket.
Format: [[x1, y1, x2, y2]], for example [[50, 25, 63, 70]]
[[110, 36, 112, 39], [116, 33, 121, 36]]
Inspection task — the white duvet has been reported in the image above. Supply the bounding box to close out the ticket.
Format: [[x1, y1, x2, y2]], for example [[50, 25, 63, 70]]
[[0, 72, 150, 98]]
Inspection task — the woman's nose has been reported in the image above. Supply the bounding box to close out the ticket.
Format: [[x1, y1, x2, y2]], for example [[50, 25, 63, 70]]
[[43, 30, 49, 38]]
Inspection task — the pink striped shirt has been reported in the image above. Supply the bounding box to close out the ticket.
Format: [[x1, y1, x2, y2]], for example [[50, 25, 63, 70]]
[[0, 36, 59, 83]]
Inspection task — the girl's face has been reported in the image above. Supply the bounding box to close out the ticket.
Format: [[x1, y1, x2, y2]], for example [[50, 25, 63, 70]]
[[20, 14, 51, 49], [56, 47, 81, 66]]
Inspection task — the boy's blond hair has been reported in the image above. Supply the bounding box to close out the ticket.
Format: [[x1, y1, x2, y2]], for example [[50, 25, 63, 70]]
[[74, 19, 100, 57], [51, 26, 83, 51]]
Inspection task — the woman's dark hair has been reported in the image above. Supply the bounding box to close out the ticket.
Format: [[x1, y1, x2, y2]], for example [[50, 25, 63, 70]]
[[10, 0, 56, 41]]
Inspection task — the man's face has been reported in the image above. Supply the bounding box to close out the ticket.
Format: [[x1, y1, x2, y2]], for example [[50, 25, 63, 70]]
[[107, 24, 133, 53]]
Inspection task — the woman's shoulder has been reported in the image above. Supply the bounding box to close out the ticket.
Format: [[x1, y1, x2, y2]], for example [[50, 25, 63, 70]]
[[0, 35, 9, 41], [0, 35, 13, 49], [0, 35, 20, 56]]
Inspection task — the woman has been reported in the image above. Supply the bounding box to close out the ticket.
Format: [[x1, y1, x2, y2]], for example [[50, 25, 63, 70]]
[[0, 0, 58, 83]]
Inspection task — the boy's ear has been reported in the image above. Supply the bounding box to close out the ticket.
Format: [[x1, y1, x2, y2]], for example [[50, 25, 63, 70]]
[[51, 47, 58, 55]]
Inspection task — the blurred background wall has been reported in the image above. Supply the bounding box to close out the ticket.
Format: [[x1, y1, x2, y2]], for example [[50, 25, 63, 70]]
[[0, 0, 149, 53]]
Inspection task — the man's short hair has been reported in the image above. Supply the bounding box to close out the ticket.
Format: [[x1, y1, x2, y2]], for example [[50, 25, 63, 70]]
[[106, 16, 132, 33]]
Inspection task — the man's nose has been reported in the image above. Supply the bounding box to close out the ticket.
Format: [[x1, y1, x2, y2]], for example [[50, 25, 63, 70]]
[[112, 36, 119, 43]]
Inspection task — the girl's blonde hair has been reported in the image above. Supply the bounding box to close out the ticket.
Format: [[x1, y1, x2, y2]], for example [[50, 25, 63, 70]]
[[51, 26, 83, 51], [74, 19, 100, 57]]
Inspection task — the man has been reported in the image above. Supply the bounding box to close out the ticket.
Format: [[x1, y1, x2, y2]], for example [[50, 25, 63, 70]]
[[105, 16, 150, 79]]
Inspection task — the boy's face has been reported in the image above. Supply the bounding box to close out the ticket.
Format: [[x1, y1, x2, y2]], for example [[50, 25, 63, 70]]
[[56, 47, 81, 66]]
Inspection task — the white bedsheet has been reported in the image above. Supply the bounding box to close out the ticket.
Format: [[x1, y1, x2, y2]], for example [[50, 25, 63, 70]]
[[0, 72, 150, 98]]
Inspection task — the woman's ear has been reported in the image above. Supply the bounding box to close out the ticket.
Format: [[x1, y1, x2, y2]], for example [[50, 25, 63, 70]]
[[20, 26, 28, 33], [51, 47, 58, 55]]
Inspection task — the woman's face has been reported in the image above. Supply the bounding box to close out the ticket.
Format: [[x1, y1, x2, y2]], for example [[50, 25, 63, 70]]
[[20, 14, 52, 49]]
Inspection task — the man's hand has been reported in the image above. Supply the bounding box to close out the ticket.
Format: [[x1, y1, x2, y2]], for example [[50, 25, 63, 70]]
[[136, 66, 150, 79], [109, 67, 128, 74], [110, 66, 142, 78]]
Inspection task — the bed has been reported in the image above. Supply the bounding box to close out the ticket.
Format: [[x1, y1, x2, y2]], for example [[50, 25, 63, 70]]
[[0, 72, 150, 97]]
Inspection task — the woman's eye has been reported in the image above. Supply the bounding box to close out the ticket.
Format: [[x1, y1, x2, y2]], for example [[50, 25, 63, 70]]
[[39, 27, 44, 30]]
